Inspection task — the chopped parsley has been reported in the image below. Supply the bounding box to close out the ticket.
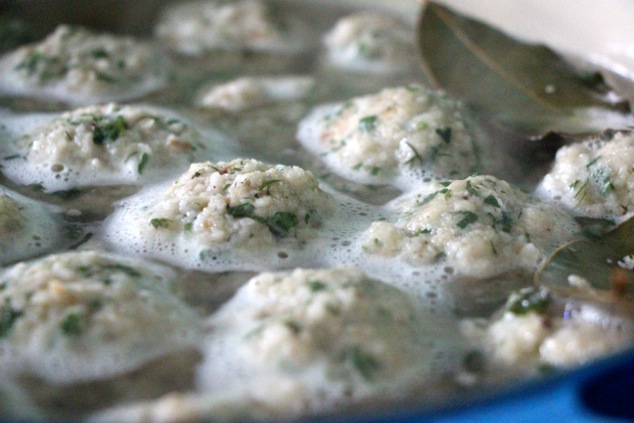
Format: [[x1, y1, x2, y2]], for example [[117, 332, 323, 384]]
[[92, 115, 128, 145], [60, 311, 85, 336], [14, 51, 64, 78], [358, 115, 378, 132], [572, 179, 590, 206], [420, 188, 451, 205], [499, 211, 513, 233], [466, 180, 480, 197], [307, 280, 327, 292], [284, 319, 302, 335], [416, 121, 428, 131], [345, 345, 381, 381], [414, 227, 432, 236], [0, 298, 22, 338], [76, 262, 141, 279], [137, 152, 149, 174], [505, 287, 551, 315], [89, 48, 109, 59], [258, 179, 281, 193], [102, 263, 141, 278], [484, 195, 501, 208], [266, 211, 299, 237], [227, 203, 298, 238], [585, 156, 601, 168], [150, 218, 172, 229], [455, 211, 478, 229], [226, 203, 256, 219], [435, 127, 452, 143]]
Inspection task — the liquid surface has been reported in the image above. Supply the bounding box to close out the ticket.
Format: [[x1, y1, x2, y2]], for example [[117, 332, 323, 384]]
[[0, 1, 632, 422]]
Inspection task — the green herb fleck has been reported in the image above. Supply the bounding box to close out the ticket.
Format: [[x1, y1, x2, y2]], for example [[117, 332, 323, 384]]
[[586, 156, 601, 168], [463, 350, 485, 373], [150, 218, 172, 229], [227, 204, 298, 238], [92, 115, 128, 145], [358, 115, 378, 131], [435, 127, 452, 143], [0, 299, 22, 338], [226, 203, 256, 219], [184, 222, 193, 232], [137, 152, 149, 174], [266, 211, 298, 237], [61, 311, 84, 336], [573, 179, 590, 206], [345, 345, 381, 381], [415, 227, 432, 235], [484, 195, 500, 208], [308, 280, 327, 292], [258, 179, 281, 193], [14, 51, 50, 76], [505, 287, 551, 315], [284, 319, 301, 335], [89, 48, 109, 59], [466, 180, 480, 197], [499, 211, 513, 233], [601, 179, 614, 194], [420, 188, 452, 205], [199, 249, 215, 261], [456, 211, 478, 229], [103, 263, 141, 278]]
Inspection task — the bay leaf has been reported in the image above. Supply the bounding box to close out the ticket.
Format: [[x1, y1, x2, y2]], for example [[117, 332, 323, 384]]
[[417, 2, 630, 134], [536, 217, 634, 307]]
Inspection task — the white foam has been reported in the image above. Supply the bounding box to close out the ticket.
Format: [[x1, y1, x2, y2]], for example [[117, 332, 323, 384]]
[[0, 107, 237, 192], [193, 269, 465, 414], [102, 179, 454, 313], [0, 252, 203, 384]]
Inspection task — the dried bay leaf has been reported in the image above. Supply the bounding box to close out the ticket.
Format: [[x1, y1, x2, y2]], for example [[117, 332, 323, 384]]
[[536, 217, 634, 309], [417, 2, 631, 134]]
